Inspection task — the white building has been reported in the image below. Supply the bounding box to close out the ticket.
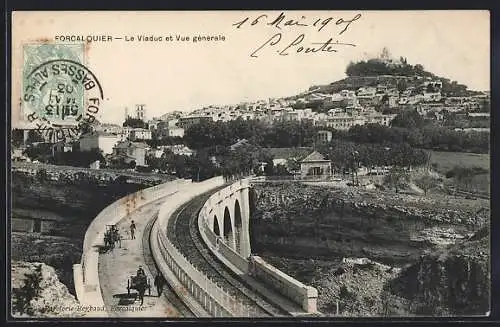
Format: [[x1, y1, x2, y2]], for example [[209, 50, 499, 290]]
[[326, 115, 357, 130], [129, 128, 152, 141], [357, 87, 377, 97], [423, 92, 442, 102], [136, 104, 146, 120], [79, 132, 121, 155], [339, 89, 356, 98], [167, 127, 185, 138], [365, 114, 396, 126]]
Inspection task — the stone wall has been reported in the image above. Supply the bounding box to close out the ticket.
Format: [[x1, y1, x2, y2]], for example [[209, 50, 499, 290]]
[[12, 166, 161, 222]]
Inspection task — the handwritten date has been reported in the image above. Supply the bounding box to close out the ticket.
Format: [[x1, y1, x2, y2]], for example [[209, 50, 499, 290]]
[[233, 12, 362, 34], [251, 33, 356, 58]]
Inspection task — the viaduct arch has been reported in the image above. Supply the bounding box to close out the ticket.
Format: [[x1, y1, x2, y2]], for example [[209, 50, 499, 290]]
[[200, 179, 252, 258]]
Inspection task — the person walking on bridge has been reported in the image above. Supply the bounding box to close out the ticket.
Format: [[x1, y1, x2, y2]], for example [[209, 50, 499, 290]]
[[130, 220, 136, 240], [154, 273, 166, 297]]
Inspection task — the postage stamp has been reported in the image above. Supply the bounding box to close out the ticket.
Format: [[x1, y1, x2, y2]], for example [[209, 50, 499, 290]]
[[22, 43, 103, 143]]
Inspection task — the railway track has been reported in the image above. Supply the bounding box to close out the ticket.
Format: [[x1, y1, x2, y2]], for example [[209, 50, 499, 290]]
[[142, 212, 195, 317], [166, 188, 287, 317]]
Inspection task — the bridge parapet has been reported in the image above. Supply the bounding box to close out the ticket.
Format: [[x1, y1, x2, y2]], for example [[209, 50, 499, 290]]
[[249, 256, 318, 313]]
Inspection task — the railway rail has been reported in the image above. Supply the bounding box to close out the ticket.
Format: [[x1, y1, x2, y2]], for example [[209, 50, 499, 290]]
[[142, 212, 194, 317], [165, 188, 287, 317]]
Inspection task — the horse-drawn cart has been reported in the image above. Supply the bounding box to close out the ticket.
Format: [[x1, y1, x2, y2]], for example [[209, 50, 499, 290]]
[[104, 224, 121, 249], [127, 274, 151, 296]]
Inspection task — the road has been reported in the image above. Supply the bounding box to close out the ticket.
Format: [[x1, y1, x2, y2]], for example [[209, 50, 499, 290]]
[[98, 196, 192, 317]]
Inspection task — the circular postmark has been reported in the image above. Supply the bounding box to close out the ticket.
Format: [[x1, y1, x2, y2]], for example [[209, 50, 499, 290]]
[[22, 59, 104, 143]]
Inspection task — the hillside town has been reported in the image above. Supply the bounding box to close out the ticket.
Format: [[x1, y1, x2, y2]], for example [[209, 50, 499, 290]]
[[12, 50, 490, 184]]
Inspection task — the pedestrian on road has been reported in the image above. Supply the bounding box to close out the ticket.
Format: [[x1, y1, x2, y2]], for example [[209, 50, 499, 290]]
[[137, 265, 146, 277], [154, 273, 166, 297], [130, 220, 136, 240]]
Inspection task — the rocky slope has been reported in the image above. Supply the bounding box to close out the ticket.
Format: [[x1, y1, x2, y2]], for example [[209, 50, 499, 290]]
[[389, 226, 490, 316], [249, 182, 489, 316], [312, 257, 406, 316], [250, 183, 487, 266], [11, 233, 82, 298], [11, 261, 83, 318]]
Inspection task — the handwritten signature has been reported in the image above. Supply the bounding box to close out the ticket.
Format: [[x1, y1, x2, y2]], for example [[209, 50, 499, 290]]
[[233, 12, 361, 58], [251, 33, 356, 58]]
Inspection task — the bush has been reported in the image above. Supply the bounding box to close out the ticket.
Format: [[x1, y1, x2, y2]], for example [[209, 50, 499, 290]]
[[36, 169, 48, 182], [12, 264, 43, 316], [135, 165, 152, 173]]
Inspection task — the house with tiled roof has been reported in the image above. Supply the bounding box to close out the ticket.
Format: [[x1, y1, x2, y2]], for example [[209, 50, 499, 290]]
[[108, 141, 149, 167], [300, 151, 332, 178], [230, 139, 250, 151]]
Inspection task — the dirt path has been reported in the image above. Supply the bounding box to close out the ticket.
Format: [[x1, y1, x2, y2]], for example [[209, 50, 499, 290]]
[[98, 197, 184, 317]]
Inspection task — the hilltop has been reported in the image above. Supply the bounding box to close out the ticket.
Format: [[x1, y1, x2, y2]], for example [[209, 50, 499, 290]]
[[286, 49, 484, 100]]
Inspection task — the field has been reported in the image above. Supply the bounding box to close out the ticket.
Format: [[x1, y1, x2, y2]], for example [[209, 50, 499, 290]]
[[427, 150, 490, 195], [428, 150, 490, 174]]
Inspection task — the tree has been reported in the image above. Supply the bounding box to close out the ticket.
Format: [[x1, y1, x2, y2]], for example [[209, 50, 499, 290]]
[[263, 159, 274, 176], [11, 129, 25, 148], [286, 157, 301, 173], [380, 47, 391, 59], [384, 167, 410, 193], [53, 148, 105, 168], [414, 64, 424, 73], [414, 173, 437, 195], [123, 117, 147, 129], [390, 109, 426, 129], [26, 130, 44, 144], [275, 164, 291, 176], [12, 264, 43, 316], [397, 79, 408, 93]]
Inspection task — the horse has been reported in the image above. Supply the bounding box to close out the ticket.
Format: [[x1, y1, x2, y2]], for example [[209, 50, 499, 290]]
[[112, 229, 121, 248], [104, 231, 115, 250]]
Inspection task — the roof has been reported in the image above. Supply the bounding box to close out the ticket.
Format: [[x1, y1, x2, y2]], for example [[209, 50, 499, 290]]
[[301, 151, 330, 162], [81, 131, 120, 138], [230, 139, 249, 150], [106, 154, 137, 162], [267, 147, 313, 160], [114, 141, 149, 149]]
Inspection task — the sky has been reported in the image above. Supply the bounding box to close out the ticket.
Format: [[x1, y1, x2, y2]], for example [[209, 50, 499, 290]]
[[12, 10, 490, 126]]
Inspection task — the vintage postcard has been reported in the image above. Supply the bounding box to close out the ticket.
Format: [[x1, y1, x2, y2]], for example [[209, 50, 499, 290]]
[[10, 11, 490, 319]]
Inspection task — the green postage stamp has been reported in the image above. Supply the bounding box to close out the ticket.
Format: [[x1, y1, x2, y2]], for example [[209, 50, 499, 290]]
[[23, 43, 85, 124], [22, 43, 104, 142]]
